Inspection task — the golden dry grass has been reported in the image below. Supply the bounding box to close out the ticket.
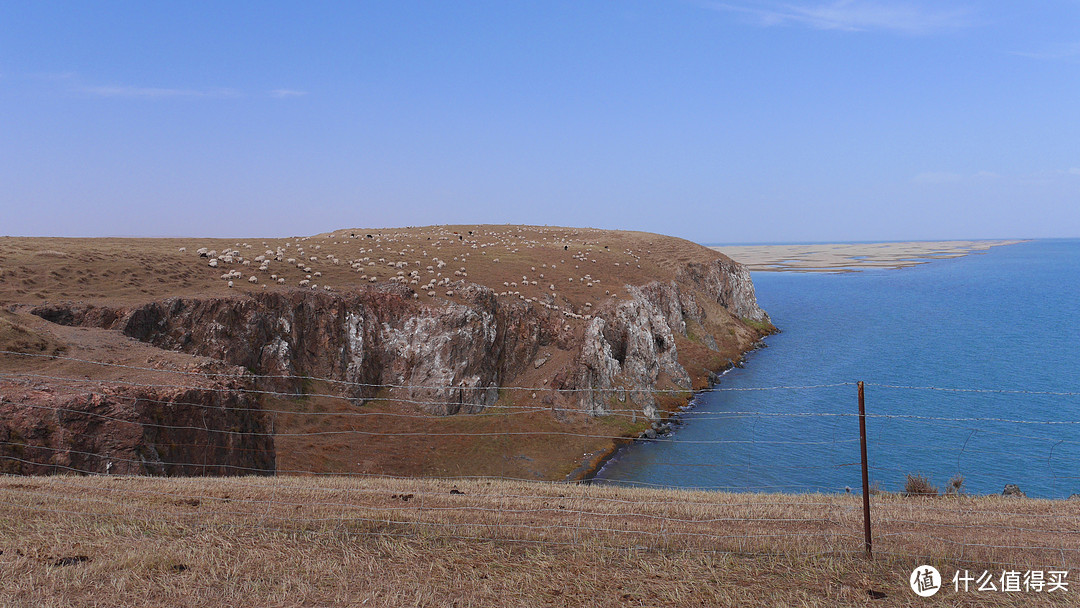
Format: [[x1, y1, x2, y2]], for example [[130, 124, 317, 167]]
[[0, 226, 728, 309], [1, 475, 1076, 607]]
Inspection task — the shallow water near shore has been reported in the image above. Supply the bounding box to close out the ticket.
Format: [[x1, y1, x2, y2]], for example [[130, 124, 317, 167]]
[[595, 239, 1080, 498]]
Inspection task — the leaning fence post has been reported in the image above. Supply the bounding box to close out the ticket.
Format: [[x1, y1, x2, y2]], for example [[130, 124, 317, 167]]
[[859, 380, 873, 559]]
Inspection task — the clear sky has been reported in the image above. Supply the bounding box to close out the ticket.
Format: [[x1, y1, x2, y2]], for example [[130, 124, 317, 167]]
[[1, 1, 1078, 243]]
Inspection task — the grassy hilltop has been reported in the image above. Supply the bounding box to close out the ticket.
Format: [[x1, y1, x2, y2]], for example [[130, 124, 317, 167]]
[[0, 225, 770, 480]]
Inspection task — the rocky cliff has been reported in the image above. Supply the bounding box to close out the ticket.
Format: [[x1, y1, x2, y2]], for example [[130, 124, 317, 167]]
[[30, 256, 767, 421], [0, 381, 273, 476], [2, 226, 771, 478]]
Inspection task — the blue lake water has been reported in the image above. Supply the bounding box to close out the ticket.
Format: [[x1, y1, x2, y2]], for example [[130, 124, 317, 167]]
[[595, 239, 1080, 498]]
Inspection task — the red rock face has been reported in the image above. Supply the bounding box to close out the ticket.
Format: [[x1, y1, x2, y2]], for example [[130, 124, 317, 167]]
[[31, 285, 575, 415], [0, 383, 274, 476]]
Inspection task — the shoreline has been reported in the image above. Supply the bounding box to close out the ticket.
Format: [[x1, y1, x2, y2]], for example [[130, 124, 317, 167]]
[[574, 345, 761, 484], [710, 239, 1027, 273]]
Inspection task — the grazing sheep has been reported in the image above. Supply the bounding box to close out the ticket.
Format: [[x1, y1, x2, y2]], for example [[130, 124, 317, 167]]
[[277, 278, 286, 284], [228, 280, 233, 288], [248, 276, 258, 284], [178, 247, 187, 253], [208, 259, 219, 268], [197, 247, 209, 257]]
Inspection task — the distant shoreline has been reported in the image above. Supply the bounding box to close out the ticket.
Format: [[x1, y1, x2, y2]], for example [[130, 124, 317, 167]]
[[710, 239, 1027, 273]]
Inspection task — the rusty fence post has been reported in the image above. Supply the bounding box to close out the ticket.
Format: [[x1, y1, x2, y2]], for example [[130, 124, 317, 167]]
[[859, 380, 873, 559]]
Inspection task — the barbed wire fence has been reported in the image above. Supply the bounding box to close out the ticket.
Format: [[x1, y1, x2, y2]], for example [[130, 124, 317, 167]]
[[1, 349, 1079, 571]]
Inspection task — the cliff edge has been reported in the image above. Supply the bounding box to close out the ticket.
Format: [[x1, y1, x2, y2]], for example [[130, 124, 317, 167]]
[[0, 225, 771, 479]]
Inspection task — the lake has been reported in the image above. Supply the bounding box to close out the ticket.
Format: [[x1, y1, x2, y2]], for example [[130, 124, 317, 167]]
[[595, 239, 1080, 498]]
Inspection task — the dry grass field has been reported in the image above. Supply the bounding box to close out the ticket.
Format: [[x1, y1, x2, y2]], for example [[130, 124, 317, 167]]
[[1, 475, 1076, 607], [0, 226, 726, 308]]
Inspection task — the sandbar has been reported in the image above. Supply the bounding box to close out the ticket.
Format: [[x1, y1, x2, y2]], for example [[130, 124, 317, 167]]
[[710, 240, 1026, 273]]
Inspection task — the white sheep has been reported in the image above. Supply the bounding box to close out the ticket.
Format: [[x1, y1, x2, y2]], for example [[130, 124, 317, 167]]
[[208, 259, 219, 268], [248, 276, 258, 284]]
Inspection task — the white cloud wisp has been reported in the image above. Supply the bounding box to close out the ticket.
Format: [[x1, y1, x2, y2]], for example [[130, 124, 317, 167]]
[[705, 0, 975, 35]]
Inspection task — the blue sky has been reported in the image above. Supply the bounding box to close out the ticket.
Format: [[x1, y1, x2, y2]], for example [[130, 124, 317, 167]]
[[1, 1, 1078, 242]]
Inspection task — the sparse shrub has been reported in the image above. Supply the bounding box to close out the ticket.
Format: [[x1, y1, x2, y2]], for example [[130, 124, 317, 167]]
[[904, 473, 938, 497], [945, 474, 966, 496]]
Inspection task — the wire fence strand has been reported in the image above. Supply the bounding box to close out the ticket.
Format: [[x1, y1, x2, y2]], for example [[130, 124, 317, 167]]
[[2, 369, 1079, 569]]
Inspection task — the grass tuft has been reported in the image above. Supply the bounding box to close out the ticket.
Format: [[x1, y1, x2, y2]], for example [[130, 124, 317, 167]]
[[903, 473, 938, 497]]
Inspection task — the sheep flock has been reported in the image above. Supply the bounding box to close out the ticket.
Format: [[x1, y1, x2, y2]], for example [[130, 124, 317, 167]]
[[177, 225, 669, 322]]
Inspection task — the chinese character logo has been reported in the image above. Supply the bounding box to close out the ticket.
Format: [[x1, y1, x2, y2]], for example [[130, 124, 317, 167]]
[[910, 565, 942, 597]]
